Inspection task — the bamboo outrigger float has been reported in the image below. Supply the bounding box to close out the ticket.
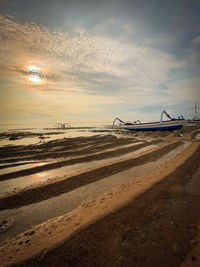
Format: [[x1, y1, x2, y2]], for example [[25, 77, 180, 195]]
[[113, 110, 185, 131]]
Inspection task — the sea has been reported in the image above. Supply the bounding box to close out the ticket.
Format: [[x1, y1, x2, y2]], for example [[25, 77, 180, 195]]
[[0, 122, 116, 147]]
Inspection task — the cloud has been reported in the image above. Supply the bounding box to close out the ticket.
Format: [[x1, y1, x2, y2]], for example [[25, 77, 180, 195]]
[[185, 35, 200, 69], [1, 14, 198, 123], [166, 79, 200, 103], [0, 14, 183, 97]]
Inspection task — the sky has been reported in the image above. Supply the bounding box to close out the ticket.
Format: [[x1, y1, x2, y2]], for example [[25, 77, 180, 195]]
[[0, 0, 200, 125]]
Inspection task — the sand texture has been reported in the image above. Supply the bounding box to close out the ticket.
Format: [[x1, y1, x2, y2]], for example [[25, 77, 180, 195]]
[[0, 126, 200, 266]]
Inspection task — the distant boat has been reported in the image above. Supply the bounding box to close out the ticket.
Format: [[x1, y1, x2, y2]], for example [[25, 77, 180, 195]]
[[112, 110, 185, 131], [55, 123, 70, 129]]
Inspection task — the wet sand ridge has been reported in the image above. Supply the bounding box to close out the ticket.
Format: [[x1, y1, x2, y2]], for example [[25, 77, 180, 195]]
[[0, 140, 182, 210]]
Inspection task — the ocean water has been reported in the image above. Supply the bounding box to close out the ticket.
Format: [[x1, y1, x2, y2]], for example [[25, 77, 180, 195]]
[[0, 121, 126, 195], [0, 121, 111, 132], [0, 122, 117, 147]]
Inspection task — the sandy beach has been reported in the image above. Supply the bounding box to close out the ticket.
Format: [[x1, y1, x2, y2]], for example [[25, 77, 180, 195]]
[[1, 0, 200, 265], [0, 125, 200, 266]]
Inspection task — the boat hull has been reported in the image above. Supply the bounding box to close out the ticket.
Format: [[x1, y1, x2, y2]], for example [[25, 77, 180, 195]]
[[122, 121, 184, 131], [124, 124, 183, 131]]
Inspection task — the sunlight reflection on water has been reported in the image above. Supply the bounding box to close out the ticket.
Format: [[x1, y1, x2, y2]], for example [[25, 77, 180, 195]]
[[0, 143, 157, 194]]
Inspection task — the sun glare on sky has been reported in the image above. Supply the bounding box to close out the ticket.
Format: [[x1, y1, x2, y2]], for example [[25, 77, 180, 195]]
[[28, 65, 41, 83], [0, 0, 200, 125]]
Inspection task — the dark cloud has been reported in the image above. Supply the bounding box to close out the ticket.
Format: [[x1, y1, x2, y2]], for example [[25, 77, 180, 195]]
[[1, 0, 200, 33]]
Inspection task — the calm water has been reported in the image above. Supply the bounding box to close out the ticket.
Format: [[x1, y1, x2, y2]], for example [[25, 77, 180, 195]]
[[0, 122, 116, 147], [0, 122, 111, 132]]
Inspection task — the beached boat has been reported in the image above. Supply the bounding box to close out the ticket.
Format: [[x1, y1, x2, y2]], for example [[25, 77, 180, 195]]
[[112, 110, 185, 131]]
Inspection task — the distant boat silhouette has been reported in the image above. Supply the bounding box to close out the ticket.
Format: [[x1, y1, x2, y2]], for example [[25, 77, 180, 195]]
[[55, 123, 70, 129]]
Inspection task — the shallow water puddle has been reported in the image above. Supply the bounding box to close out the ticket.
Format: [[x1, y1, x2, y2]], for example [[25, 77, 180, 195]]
[[0, 142, 190, 243], [0, 141, 142, 171], [0, 142, 151, 194]]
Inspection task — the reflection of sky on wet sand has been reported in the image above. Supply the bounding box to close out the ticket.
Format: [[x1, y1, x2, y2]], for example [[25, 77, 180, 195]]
[[0, 162, 50, 194], [0, 143, 158, 194], [0, 141, 143, 177], [0, 165, 67, 194], [0, 142, 191, 243], [0, 141, 190, 195]]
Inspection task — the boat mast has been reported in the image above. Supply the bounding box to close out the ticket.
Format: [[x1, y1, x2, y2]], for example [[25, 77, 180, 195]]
[[193, 102, 198, 120]]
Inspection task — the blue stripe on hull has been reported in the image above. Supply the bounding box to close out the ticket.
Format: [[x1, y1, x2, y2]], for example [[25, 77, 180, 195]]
[[124, 124, 183, 131]]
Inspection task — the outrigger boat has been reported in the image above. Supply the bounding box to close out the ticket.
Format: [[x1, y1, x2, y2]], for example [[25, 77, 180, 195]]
[[112, 110, 185, 131]]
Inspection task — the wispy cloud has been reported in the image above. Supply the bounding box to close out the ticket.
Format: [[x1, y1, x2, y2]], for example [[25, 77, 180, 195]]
[[0, 14, 198, 123], [0, 14, 182, 97]]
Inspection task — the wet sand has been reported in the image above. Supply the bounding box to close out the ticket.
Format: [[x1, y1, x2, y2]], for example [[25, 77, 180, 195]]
[[0, 126, 200, 266]]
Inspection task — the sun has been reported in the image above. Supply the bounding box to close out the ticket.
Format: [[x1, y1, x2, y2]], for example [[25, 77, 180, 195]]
[[27, 65, 41, 83], [29, 75, 41, 83]]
